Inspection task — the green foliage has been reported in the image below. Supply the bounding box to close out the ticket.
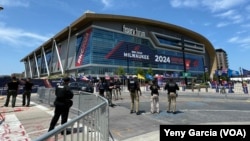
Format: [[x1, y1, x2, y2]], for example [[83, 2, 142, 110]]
[[115, 66, 125, 75], [135, 67, 144, 76]]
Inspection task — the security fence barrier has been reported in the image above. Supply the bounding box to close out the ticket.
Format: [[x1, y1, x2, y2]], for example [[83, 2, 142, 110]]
[[35, 87, 110, 141]]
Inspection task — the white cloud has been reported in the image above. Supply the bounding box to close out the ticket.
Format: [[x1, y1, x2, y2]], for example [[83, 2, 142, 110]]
[[228, 36, 239, 43], [0, 0, 29, 7], [215, 10, 244, 24], [170, 0, 247, 12], [101, 0, 113, 8], [170, 0, 199, 8], [203, 22, 211, 26], [201, 0, 247, 12], [0, 23, 50, 48], [228, 36, 250, 49], [216, 22, 229, 27]]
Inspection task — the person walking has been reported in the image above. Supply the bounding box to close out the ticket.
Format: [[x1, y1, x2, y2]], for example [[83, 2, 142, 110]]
[[114, 79, 122, 100], [149, 80, 160, 114], [4, 76, 20, 108], [97, 78, 106, 97], [106, 79, 114, 107], [21, 78, 34, 107], [48, 77, 74, 133], [164, 78, 179, 114], [128, 75, 141, 115]]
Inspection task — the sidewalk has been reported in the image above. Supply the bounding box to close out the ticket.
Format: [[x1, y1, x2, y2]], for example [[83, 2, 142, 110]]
[[0, 95, 54, 141]]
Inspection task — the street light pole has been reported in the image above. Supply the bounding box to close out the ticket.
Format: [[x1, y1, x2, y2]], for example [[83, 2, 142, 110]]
[[181, 36, 187, 85]]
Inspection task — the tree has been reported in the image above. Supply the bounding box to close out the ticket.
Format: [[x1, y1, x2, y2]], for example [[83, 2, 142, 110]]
[[146, 67, 153, 76], [135, 67, 144, 76], [115, 66, 125, 76]]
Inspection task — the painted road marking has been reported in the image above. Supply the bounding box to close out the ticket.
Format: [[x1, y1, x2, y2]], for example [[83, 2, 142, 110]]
[[0, 114, 31, 141]]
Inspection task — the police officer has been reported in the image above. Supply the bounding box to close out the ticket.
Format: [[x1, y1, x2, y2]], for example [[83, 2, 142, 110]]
[[97, 78, 106, 97], [164, 78, 179, 114], [22, 78, 34, 107], [4, 76, 20, 108], [48, 77, 74, 133], [150, 80, 160, 114], [114, 79, 122, 100], [128, 75, 141, 115], [106, 79, 114, 107]]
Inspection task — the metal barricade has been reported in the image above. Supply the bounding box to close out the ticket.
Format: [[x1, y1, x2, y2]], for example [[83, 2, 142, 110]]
[[35, 89, 110, 141], [37, 87, 56, 106]]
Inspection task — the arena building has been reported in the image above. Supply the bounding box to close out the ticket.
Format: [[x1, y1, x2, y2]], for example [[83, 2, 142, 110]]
[[20, 13, 217, 81]]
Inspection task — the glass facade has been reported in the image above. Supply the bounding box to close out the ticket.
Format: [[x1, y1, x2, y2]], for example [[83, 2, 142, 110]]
[[75, 27, 205, 77]]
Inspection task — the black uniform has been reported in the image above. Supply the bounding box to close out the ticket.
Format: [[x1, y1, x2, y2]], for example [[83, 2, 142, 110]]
[[22, 78, 33, 106], [107, 80, 114, 106], [98, 79, 106, 97], [48, 77, 74, 132], [164, 79, 179, 113], [4, 77, 19, 107], [128, 77, 141, 115]]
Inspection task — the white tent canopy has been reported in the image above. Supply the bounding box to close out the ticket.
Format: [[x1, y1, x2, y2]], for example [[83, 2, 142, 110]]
[[230, 77, 250, 81]]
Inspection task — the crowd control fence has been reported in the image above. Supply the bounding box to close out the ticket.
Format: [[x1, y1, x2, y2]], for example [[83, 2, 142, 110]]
[[35, 87, 110, 141]]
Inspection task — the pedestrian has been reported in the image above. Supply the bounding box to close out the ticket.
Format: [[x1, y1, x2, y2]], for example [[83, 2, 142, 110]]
[[114, 79, 122, 100], [21, 78, 34, 107], [128, 75, 141, 115], [97, 78, 106, 97], [48, 77, 74, 133], [149, 80, 160, 114], [164, 78, 179, 114], [4, 76, 20, 108], [106, 79, 114, 107]]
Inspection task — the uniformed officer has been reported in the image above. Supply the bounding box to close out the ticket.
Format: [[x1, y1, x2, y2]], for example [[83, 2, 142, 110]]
[[114, 79, 122, 100], [4, 76, 20, 108], [22, 78, 34, 107], [150, 80, 160, 114], [106, 79, 115, 107], [48, 77, 74, 133], [97, 78, 106, 97], [128, 75, 141, 115], [164, 78, 179, 114]]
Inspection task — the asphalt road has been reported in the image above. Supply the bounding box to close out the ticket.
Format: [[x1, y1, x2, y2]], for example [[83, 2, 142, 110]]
[[108, 91, 250, 141]]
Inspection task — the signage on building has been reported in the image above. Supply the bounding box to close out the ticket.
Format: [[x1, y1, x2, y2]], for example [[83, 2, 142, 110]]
[[75, 29, 91, 67], [122, 25, 145, 37], [105, 41, 202, 71]]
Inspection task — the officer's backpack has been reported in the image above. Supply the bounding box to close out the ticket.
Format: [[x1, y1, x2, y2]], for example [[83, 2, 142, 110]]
[[129, 80, 137, 92]]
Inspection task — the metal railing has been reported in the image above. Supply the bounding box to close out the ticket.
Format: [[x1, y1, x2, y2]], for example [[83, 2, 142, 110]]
[[35, 87, 110, 141]]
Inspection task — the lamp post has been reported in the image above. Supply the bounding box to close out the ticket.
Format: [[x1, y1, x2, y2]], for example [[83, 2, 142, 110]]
[[181, 36, 187, 85]]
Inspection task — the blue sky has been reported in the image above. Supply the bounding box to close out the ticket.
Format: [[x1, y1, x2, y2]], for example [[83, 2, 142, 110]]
[[0, 0, 250, 75]]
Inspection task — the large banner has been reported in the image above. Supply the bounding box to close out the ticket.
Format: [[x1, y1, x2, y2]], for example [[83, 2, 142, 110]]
[[75, 29, 92, 67], [105, 41, 203, 71]]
